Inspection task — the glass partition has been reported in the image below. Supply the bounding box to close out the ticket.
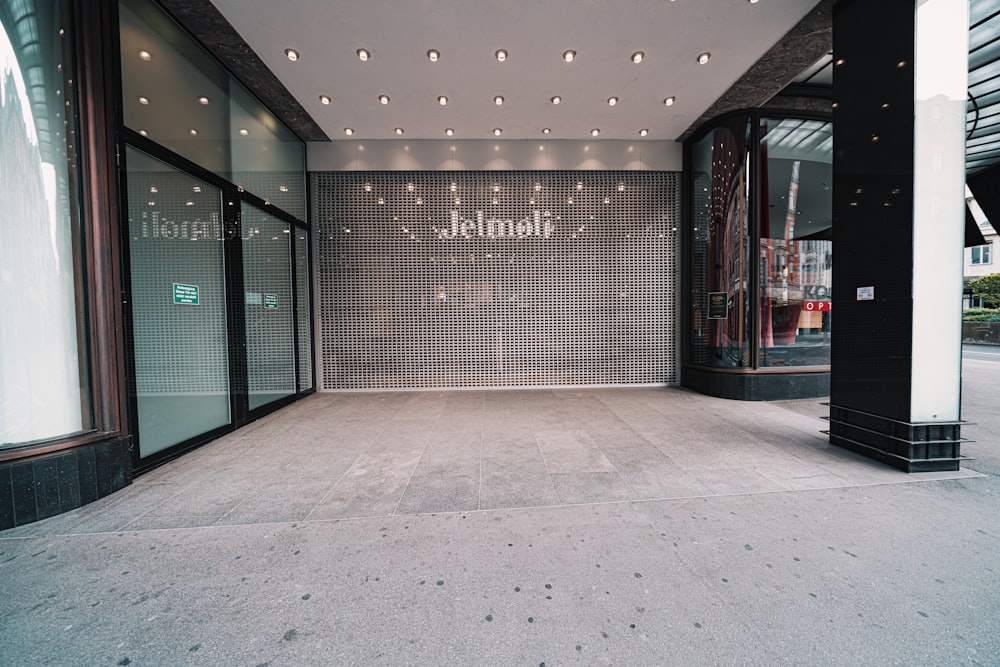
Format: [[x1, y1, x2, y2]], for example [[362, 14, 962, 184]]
[[125, 147, 231, 457], [759, 118, 833, 366], [242, 203, 296, 410], [117, 0, 313, 463], [119, 0, 305, 217], [687, 112, 832, 380], [689, 115, 752, 368], [295, 228, 313, 390]]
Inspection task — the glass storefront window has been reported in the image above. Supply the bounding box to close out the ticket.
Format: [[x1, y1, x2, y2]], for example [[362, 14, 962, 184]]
[[689, 115, 752, 368], [119, 0, 305, 219], [759, 118, 833, 367], [1, 0, 92, 446], [125, 147, 231, 457]]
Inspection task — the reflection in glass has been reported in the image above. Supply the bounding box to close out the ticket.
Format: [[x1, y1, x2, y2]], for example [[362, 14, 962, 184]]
[[295, 229, 313, 390], [126, 147, 231, 457], [119, 0, 305, 218], [243, 204, 296, 409], [1, 0, 91, 445], [689, 115, 752, 368], [759, 118, 832, 366]]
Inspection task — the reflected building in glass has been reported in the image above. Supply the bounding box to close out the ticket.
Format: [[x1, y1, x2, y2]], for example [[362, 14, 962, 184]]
[[685, 113, 833, 399]]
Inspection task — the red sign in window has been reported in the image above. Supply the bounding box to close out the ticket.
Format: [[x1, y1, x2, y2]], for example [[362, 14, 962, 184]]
[[803, 300, 832, 312]]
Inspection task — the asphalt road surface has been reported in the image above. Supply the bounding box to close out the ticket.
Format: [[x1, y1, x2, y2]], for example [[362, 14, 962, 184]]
[[964, 343, 1000, 363]]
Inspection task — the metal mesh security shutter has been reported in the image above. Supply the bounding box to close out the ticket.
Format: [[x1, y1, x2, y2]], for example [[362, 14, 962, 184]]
[[313, 171, 679, 389]]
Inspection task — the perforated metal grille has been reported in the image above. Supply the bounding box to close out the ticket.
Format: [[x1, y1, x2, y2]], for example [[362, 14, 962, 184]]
[[313, 170, 679, 389]]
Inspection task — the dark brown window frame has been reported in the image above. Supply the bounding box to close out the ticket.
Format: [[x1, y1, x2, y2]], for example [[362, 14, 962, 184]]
[[0, 0, 126, 464]]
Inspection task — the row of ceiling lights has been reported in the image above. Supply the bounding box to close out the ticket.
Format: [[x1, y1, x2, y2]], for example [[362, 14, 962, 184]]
[[321, 94, 677, 107], [342, 127, 653, 137], [285, 47, 713, 66], [287, 46, 700, 138]]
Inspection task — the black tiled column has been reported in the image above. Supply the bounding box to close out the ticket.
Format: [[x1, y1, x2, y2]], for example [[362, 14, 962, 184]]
[[829, 0, 967, 471]]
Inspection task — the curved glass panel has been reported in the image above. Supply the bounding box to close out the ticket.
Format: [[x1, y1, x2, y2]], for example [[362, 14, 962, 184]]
[[689, 115, 752, 368], [1, 0, 91, 446]]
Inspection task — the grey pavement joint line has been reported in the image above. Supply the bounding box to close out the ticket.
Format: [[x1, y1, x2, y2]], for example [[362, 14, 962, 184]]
[[390, 394, 448, 517]]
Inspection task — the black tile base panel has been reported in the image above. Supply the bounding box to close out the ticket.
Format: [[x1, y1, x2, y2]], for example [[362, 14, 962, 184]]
[[0, 437, 132, 531]]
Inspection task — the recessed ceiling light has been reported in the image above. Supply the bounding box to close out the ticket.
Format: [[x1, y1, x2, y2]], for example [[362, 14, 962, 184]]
[[562, 50, 576, 62], [344, 127, 354, 135], [495, 49, 508, 62], [493, 128, 502, 136], [357, 48, 370, 61], [198, 96, 210, 105], [591, 128, 600, 136], [137, 96, 149, 105], [697, 52, 711, 64], [494, 95, 504, 105], [319, 95, 331, 105], [394, 127, 404, 135], [550, 95, 561, 105], [631, 51, 644, 64], [238, 128, 249, 136], [445, 128, 454, 136], [639, 128, 649, 136], [438, 95, 448, 105], [664, 96, 676, 106], [285, 48, 300, 62], [188, 128, 198, 136], [607, 96, 619, 106], [427, 49, 440, 62], [138, 129, 148, 136], [379, 94, 390, 104], [138, 50, 152, 61], [542, 128, 551, 134], [748, 0, 759, 3]]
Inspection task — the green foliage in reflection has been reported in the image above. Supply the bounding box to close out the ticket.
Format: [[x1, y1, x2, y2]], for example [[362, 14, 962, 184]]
[[969, 273, 1000, 308], [962, 308, 1000, 322]]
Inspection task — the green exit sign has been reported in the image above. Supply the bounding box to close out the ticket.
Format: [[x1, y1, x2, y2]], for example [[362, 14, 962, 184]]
[[173, 283, 200, 305]]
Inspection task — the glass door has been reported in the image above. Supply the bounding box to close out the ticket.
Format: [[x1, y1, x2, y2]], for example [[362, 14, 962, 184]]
[[125, 147, 232, 457], [242, 202, 297, 410]]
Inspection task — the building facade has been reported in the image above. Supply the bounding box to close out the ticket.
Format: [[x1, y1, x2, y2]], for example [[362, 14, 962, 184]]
[[1, 0, 987, 529]]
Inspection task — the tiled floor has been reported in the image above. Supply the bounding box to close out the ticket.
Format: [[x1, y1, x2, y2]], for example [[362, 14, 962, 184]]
[[2, 387, 980, 537]]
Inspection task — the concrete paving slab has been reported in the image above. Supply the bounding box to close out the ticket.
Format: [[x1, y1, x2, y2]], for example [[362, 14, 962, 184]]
[[478, 473, 561, 510], [550, 471, 634, 504], [394, 474, 480, 514], [535, 429, 616, 473]]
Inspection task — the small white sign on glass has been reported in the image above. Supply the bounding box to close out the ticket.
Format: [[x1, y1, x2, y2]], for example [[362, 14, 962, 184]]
[[856, 286, 875, 301]]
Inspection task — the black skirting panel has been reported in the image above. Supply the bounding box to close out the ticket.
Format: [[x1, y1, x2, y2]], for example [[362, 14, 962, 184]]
[[827, 405, 963, 472], [0, 437, 132, 531], [681, 366, 830, 401]]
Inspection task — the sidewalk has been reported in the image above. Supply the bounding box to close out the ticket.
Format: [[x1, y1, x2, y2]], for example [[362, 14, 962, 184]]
[[1, 362, 997, 665]]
